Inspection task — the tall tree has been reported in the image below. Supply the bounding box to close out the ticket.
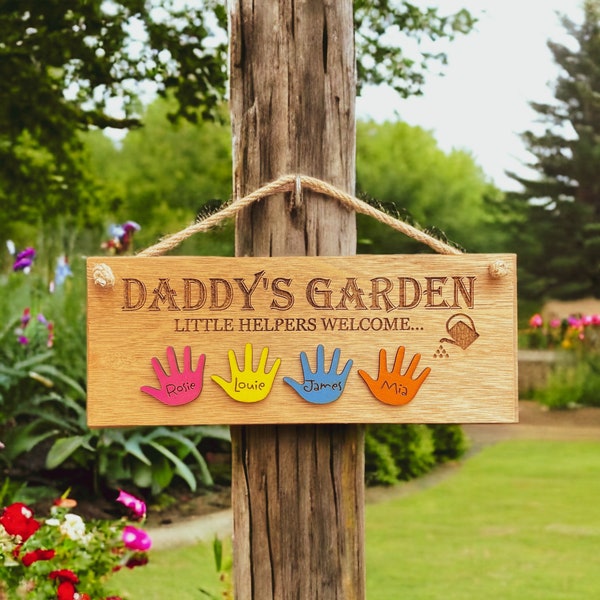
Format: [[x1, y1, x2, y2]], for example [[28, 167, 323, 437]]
[[508, 0, 600, 300]]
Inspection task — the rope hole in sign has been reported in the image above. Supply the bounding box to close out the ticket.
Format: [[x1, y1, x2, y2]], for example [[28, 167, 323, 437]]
[[92, 174, 510, 287]]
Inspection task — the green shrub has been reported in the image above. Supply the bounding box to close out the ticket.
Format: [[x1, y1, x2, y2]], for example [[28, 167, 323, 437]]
[[365, 424, 468, 486], [429, 424, 468, 462], [0, 261, 232, 500], [534, 355, 600, 409], [364, 432, 399, 486]]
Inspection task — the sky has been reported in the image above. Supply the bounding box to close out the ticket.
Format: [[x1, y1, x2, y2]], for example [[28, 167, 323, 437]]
[[355, 0, 583, 191]]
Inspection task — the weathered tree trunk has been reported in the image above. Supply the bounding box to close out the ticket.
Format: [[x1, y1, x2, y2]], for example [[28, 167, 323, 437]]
[[229, 1, 364, 598]]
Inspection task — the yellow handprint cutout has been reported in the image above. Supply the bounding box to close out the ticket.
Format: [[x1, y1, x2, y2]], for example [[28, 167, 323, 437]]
[[211, 343, 281, 403]]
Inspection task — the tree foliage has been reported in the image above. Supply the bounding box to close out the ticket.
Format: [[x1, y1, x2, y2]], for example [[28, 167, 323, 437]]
[[84, 97, 234, 256], [0, 0, 228, 233], [508, 0, 600, 300], [0, 0, 474, 232], [354, 1, 475, 96], [356, 120, 505, 254]]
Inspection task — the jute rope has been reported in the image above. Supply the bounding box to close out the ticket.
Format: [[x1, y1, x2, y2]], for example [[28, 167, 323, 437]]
[[136, 174, 462, 258], [94, 174, 510, 286]]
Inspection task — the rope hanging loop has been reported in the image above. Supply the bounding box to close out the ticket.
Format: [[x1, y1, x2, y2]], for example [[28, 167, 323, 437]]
[[136, 174, 464, 258]]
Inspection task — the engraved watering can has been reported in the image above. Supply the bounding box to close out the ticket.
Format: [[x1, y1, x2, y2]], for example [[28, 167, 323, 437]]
[[440, 313, 479, 350]]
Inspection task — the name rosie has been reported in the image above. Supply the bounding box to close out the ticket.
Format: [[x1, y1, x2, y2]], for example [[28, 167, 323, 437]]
[[121, 270, 476, 312]]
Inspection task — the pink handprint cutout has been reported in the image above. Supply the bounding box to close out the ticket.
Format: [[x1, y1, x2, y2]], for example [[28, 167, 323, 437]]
[[141, 346, 205, 406]]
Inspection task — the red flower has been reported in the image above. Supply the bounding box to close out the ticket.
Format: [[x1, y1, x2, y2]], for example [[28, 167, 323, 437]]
[[0, 503, 40, 541], [22, 548, 56, 566], [49, 570, 79, 584], [125, 553, 149, 569], [57, 580, 77, 600], [50, 571, 86, 600]]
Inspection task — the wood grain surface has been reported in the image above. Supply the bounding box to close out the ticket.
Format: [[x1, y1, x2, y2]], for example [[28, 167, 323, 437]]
[[87, 253, 518, 426]]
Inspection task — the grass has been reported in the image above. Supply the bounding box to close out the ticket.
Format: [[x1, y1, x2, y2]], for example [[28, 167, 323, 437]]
[[115, 440, 600, 599], [113, 537, 231, 600]]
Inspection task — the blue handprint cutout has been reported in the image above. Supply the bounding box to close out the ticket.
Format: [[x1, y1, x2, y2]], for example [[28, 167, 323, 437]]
[[284, 344, 353, 404]]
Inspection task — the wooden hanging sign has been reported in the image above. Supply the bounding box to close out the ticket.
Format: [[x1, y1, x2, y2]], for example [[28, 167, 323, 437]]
[[86, 254, 518, 427]]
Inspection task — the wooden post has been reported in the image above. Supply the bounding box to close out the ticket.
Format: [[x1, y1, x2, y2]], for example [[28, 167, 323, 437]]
[[228, 1, 365, 598]]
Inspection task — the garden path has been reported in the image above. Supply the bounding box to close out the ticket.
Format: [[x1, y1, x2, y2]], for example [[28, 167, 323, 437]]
[[147, 401, 600, 549]]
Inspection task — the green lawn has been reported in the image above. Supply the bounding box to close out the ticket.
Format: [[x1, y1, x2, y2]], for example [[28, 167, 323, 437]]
[[115, 440, 600, 599]]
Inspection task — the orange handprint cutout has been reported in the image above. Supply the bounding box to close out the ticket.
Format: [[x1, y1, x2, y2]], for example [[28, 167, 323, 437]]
[[358, 346, 431, 406]]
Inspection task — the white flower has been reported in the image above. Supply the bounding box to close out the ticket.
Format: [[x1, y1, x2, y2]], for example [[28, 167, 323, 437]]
[[45, 518, 60, 527], [0, 526, 17, 562], [60, 513, 91, 542]]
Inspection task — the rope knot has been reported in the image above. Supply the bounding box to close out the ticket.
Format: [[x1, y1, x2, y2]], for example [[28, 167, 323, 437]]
[[93, 263, 116, 287], [488, 260, 509, 279]]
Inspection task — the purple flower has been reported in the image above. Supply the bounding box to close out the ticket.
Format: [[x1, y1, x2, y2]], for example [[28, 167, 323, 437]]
[[123, 221, 141, 233], [13, 247, 36, 272], [122, 525, 152, 551], [21, 307, 31, 327], [13, 257, 34, 272], [16, 247, 36, 260], [17, 335, 29, 345]]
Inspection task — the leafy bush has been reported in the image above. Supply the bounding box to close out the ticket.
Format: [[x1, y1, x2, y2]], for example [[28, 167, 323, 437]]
[[534, 355, 600, 410], [429, 424, 468, 462], [365, 424, 468, 486], [48, 425, 231, 496], [364, 432, 399, 486], [0, 260, 231, 502]]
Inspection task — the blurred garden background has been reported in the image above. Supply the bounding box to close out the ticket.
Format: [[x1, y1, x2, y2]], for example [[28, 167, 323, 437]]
[[1, 1, 599, 598]]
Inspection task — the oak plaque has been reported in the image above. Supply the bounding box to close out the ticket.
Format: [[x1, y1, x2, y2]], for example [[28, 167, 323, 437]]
[[87, 254, 517, 427]]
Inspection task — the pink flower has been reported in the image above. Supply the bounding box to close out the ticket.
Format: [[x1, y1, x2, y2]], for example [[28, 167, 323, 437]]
[[17, 335, 29, 345], [549, 318, 561, 328], [529, 314, 543, 328], [122, 525, 152, 551], [0, 503, 40, 541], [116, 490, 146, 519], [22, 548, 56, 566]]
